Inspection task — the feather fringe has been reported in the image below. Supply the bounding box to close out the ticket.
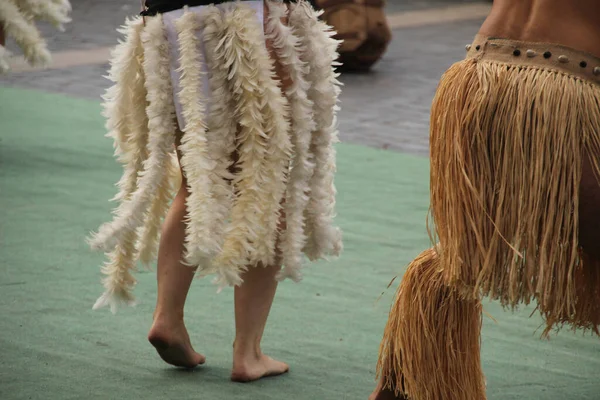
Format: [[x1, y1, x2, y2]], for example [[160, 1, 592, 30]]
[[92, 230, 139, 313], [92, 1, 342, 302], [130, 29, 166, 267], [197, 5, 239, 285], [289, 0, 342, 262], [0, 44, 10, 73], [428, 58, 600, 335], [88, 15, 176, 254], [0, 0, 52, 67], [91, 15, 177, 310], [92, 18, 148, 312], [102, 17, 145, 170], [136, 159, 177, 266], [265, 1, 315, 282], [137, 152, 180, 267], [15, 0, 71, 31], [175, 9, 220, 267], [212, 3, 292, 280]]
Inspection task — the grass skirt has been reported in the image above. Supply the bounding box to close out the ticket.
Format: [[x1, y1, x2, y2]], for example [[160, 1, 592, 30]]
[[377, 35, 600, 399]]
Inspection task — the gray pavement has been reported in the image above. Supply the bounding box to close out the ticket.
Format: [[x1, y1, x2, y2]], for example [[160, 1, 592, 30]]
[[2, 0, 483, 53], [339, 19, 482, 155], [0, 0, 486, 156]]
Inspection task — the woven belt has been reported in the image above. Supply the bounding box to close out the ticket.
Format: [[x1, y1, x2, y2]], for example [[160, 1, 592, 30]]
[[466, 34, 600, 85]]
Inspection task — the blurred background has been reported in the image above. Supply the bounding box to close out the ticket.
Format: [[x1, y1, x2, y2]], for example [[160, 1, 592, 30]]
[[0, 0, 492, 155]]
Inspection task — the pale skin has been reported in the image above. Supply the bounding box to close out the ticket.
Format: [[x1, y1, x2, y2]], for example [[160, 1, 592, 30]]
[[147, 1, 293, 382], [370, 0, 600, 398]]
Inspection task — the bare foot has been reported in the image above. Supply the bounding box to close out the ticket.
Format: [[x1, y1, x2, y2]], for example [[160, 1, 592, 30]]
[[148, 317, 205, 369], [231, 354, 289, 382]]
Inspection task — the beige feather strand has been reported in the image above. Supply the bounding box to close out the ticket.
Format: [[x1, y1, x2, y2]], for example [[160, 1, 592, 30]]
[[289, 1, 342, 261], [14, 0, 71, 31], [88, 15, 177, 255], [266, 1, 315, 282], [0, 0, 51, 67], [92, 19, 147, 312], [0, 45, 10, 73], [93, 231, 139, 313], [131, 34, 178, 268], [128, 30, 169, 267], [114, 20, 156, 265], [136, 158, 177, 266], [213, 3, 292, 281], [102, 17, 144, 171], [175, 9, 220, 267], [252, 12, 293, 268], [197, 5, 239, 286]]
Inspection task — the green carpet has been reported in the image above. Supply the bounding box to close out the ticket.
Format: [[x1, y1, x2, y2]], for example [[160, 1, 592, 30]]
[[0, 87, 598, 400]]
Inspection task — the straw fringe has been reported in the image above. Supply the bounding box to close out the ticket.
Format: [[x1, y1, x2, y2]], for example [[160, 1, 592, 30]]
[[541, 248, 600, 336], [428, 58, 600, 334], [376, 247, 486, 400], [265, 1, 315, 282], [198, 5, 239, 285], [0, 0, 52, 67], [289, 1, 342, 261], [213, 3, 292, 278], [175, 9, 220, 267]]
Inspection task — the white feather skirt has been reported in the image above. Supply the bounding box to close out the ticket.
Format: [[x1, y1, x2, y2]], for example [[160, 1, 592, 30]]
[[89, 0, 343, 312]]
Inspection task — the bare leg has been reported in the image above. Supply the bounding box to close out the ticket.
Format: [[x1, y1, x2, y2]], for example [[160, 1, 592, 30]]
[[229, 1, 292, 382], [147, 131, 205, 369], [230, 264, 289, 382], [229, 99, 289, 383]]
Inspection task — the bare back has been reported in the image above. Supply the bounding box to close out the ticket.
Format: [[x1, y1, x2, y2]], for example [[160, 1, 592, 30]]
[[479, 0, 600, 57]]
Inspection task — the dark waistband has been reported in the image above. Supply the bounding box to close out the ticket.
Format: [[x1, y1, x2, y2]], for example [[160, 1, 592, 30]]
[[141, 0, 296, 16]]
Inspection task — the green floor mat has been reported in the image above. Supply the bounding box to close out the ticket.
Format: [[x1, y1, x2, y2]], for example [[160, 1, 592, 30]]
[[0, 87, 598, 400]]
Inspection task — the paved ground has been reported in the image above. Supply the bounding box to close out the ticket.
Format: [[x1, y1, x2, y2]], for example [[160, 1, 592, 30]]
[[0, 0, 488, 155]]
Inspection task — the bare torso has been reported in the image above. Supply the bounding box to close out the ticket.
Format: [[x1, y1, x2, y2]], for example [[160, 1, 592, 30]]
[[479, 0, 600, 57]]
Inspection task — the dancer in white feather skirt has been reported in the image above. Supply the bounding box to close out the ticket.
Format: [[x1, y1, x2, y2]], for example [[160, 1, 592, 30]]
[[88, 0, 342, 381]]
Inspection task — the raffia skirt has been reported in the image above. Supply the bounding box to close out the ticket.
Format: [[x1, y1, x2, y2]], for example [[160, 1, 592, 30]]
[[377, 35, 600, 400], [88, 0, 343, 312]]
